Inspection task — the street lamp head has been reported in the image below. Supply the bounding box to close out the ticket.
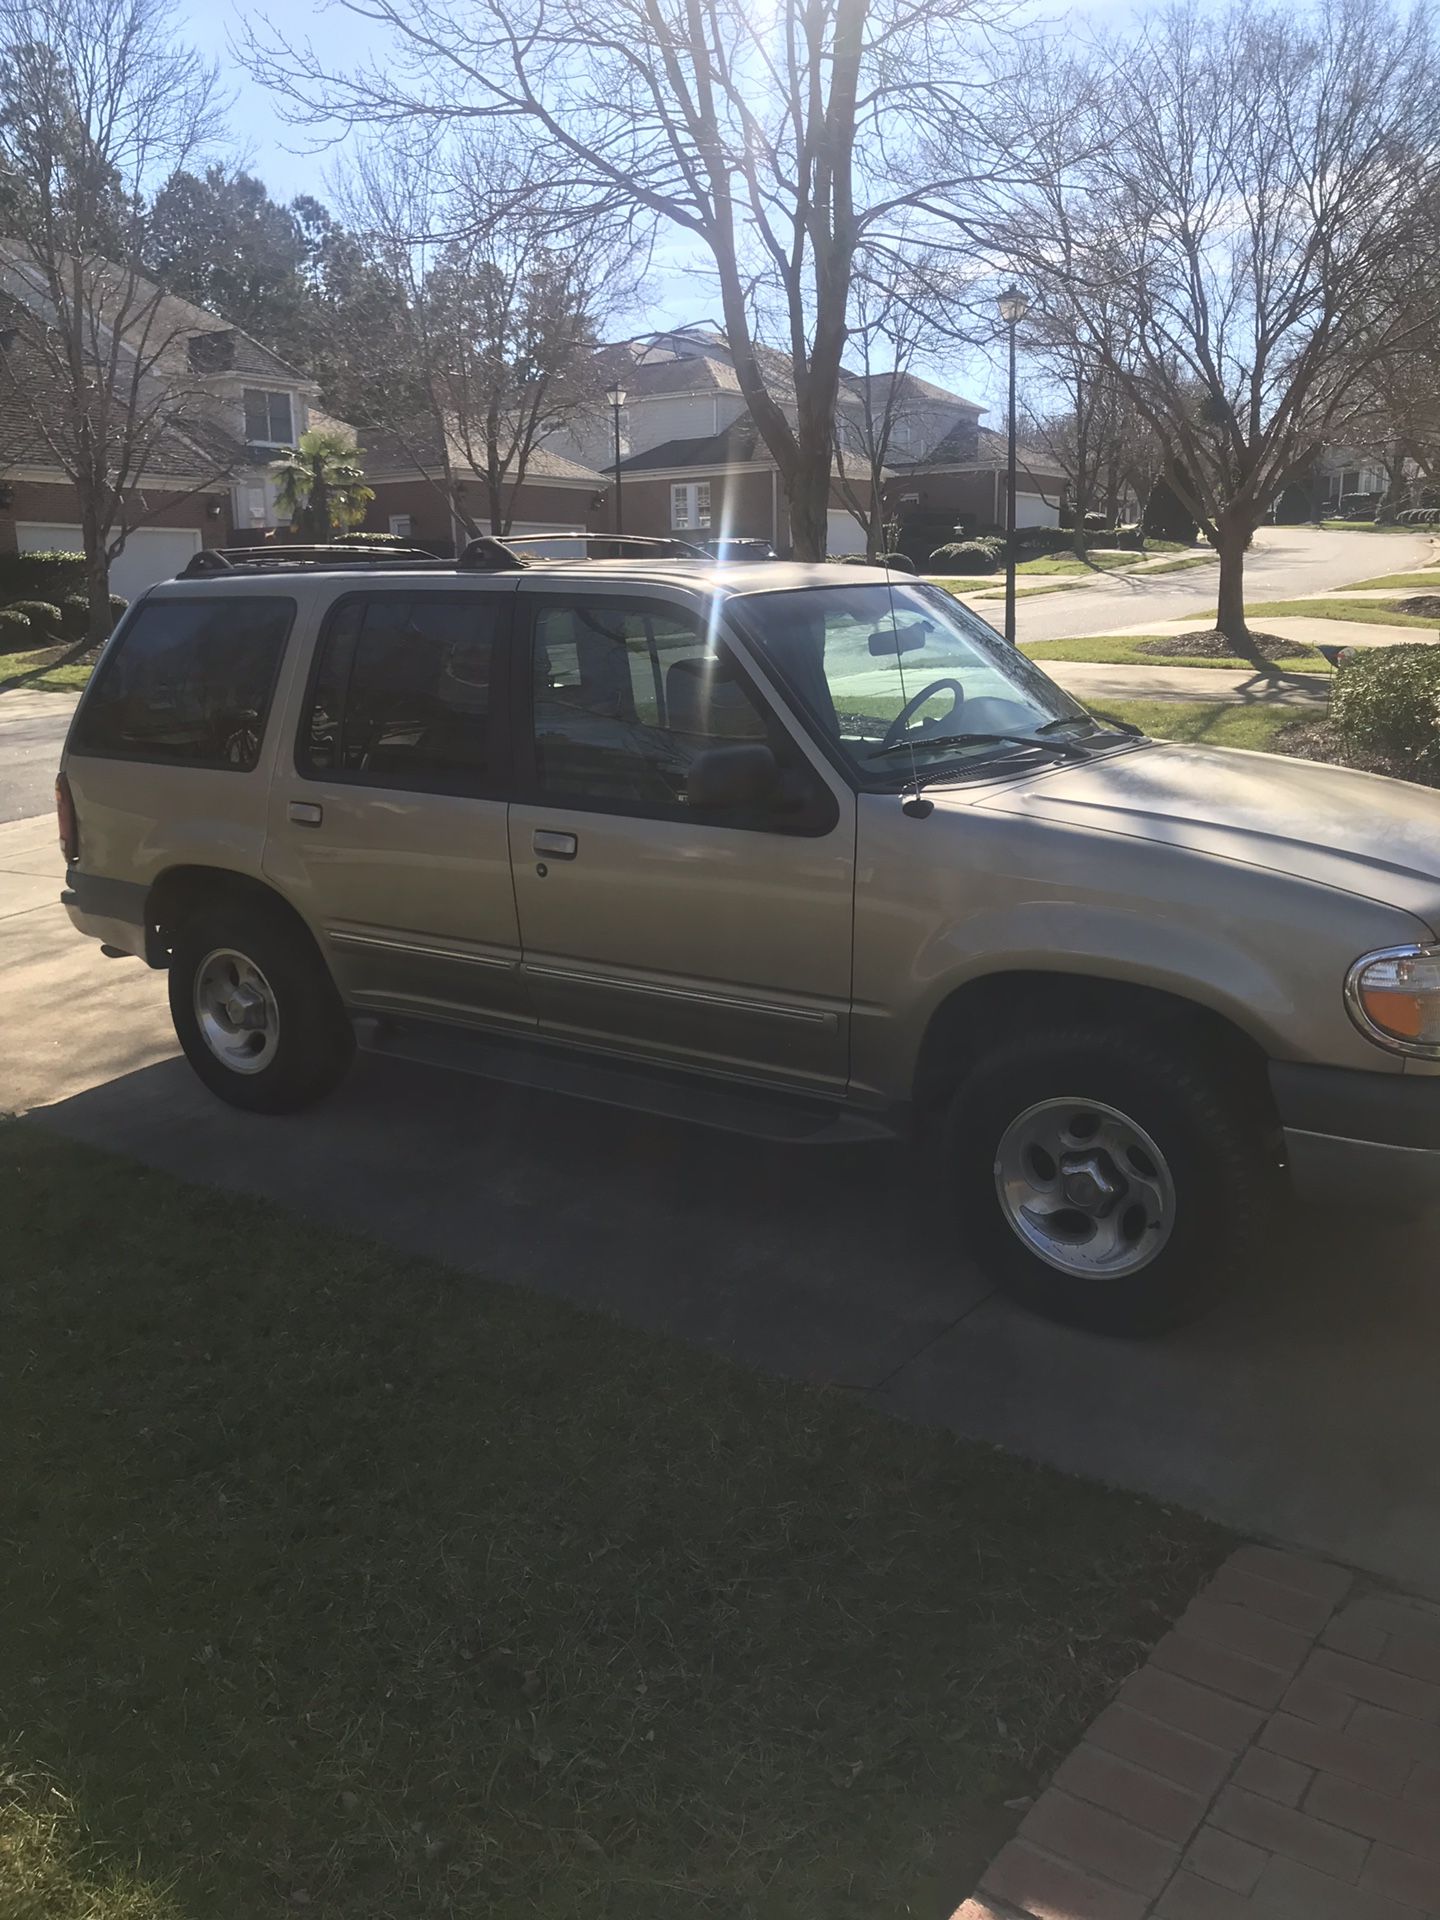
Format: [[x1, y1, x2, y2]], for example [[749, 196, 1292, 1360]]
[[605, 383, 628, 408], [996, 285, 1031, 326]]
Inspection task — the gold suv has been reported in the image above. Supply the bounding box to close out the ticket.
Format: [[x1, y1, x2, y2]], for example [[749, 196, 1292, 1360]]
[[57, 537, 1440, 1332]]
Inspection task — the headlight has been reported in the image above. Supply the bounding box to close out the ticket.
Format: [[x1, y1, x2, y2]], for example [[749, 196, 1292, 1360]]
[[1346, 945, 1440, 1057]]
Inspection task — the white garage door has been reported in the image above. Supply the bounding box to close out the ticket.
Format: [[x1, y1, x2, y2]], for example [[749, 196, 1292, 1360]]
[[1015, 492, 1059, 529], [826, 508, 866, 555], [17, 523, 202, 602]]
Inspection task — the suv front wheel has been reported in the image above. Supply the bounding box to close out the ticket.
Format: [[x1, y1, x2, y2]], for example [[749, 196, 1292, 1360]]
[[168, 898, 354, 1113], [946, 1023, 1275, 1334]]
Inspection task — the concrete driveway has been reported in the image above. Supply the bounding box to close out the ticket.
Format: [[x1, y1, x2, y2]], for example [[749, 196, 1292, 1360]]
[[4, 806, 1438, 1595]]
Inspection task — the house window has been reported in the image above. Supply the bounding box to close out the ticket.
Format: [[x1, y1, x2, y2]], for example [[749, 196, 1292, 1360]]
[[389, 514, 414, 540], [670, 481, 711, 531], [243, 389, 295, 446]]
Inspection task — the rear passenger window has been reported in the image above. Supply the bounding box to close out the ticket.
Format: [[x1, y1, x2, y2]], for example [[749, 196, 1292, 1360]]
[[299, 593, 504, 795], [73, 597, 293, 769]]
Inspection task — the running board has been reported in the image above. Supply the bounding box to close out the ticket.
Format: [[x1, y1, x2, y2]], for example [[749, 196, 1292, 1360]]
[[354, 1016, 898, 1146]]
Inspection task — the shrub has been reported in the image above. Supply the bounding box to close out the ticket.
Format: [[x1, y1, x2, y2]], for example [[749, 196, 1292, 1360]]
[[876, 550, 916, 573], [337, 531, 407, 546], [2, 599, 63, 635], [0, 549, 87, 602], [930, 536, 1003, 573], [1111, 522, 1146, 550], [1143, 477, 1199, 545], [1015, 526, 1074, 556], [0, 607, 33, 646], [60, 593, 89, 637], [1332, 644, 1440, 777]]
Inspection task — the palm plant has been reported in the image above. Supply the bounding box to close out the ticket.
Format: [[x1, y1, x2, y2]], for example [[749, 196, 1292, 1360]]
[[271, 430, 375, 540]]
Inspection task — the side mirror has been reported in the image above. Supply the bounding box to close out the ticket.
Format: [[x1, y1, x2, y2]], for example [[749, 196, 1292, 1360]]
[[687, 742, 781, 810]]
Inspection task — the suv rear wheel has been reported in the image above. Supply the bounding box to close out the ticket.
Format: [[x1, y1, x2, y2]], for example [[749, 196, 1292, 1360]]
[[946, 1023, 1275, 1334], [168, 899, 354, 1113]]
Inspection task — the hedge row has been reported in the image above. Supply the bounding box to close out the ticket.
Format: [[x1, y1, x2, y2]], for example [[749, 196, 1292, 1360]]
[[0, 549, 88, 601]]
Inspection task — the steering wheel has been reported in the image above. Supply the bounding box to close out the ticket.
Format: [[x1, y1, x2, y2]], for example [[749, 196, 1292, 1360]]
[[880, 677, 965, 752]]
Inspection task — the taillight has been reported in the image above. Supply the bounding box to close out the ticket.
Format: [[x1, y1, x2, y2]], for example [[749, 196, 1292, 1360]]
[[56, 772, 78, 864]]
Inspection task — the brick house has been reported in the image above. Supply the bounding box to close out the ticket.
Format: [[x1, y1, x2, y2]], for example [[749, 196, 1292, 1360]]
[[353, 424, 608, 554]]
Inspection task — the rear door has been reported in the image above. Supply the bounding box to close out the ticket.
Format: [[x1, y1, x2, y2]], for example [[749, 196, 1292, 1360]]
[[507, 586, 856, 1092], [262, 585, 532, 1032]]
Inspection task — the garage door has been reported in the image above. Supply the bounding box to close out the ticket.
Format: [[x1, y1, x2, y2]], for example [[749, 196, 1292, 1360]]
[[17, 524, 202, 602], [826, 509, 866, 555]]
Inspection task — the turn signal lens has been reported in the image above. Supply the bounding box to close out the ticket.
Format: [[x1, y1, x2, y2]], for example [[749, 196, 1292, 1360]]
[[1347, 946, 1440, 1056]]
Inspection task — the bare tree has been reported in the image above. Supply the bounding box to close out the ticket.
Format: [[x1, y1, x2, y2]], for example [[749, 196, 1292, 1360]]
[[334, 133, 630, 537], [832, 245, 947, 558], [242, 0, 1001, 560], [977, 0, 1440, 647], [0, 0, 225, 637]]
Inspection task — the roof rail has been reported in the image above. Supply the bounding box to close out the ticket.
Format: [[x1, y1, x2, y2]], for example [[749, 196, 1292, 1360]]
[[456, 532, 709, 570], [178, 543, 445, 578]]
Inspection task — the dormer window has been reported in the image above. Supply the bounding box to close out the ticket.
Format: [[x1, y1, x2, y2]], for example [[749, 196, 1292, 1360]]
[[243, 388, 294, 446]]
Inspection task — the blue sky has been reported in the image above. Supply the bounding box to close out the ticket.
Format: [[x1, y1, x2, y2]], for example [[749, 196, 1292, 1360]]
[[177, 0, 1008, 409]]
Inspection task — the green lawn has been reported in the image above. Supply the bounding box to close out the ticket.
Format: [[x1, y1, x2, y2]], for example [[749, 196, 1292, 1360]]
[[1082, 699, 1306, 751], [1346, 571, 1440, 592], [0, 641, 94, 692], [1024, 634, 1332, 672], [1316, 518, 1415, 532], [1137, 553, 1216, 575], [0, 1125, 1227, 1920], [1239, 598, 1440, 629]]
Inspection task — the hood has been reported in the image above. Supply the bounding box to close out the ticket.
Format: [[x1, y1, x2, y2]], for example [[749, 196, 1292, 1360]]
[[973, 741, 1440, 933]]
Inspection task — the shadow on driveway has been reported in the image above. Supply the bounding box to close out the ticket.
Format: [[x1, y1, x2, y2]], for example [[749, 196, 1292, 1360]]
[[24, 1043, 1440, 1590]]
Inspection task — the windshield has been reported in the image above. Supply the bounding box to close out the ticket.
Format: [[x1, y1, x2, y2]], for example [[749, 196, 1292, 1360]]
[[732, 581, 1098, 782]]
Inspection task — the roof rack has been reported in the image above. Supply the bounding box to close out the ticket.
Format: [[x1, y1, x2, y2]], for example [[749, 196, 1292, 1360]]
[[455, 532, 709, 570], [174, 532, 712, 582], [179, 543, 447, 578]]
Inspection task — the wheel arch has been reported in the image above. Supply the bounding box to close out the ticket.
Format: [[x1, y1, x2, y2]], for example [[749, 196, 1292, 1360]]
[[144, 864, 326, 971], [912, 969, 1276, 1116]]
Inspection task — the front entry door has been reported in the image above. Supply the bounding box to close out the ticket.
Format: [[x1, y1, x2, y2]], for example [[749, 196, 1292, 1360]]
[[263, 586, 532, 1032], [508, 589, 855, 1091]]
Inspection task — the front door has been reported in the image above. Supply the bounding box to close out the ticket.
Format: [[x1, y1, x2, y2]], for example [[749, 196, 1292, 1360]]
[[508, 588, 855, 1091], [263, 586, 532, 1032]]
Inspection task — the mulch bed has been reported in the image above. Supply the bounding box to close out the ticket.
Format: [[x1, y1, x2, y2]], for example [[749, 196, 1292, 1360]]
[[1274, 716, 1440, 787], [1137, 628, 1313, 662], [1394, 595, 1440, 616]]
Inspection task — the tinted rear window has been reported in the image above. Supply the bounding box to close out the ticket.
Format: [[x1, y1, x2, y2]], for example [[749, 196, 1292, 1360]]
[[73, 597, 294, 770]]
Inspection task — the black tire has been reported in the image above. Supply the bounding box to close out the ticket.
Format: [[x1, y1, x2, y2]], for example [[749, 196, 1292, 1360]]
[[168, 897, 354, 1114], [945, 1023, 1276, 1335]]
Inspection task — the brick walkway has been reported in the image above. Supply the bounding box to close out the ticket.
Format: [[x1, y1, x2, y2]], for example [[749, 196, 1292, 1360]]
[[956, 1544, 1440, 1919]]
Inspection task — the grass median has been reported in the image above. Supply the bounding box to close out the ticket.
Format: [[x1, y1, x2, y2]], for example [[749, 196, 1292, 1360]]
[[1240, 597, 1440, 629], [1080, 699, 1305, 751], [1023, 634, 1332, 672], [0, 1123, 1227, 1920]]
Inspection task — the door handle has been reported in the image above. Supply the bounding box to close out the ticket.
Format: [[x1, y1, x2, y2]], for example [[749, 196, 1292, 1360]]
[[289, 801, 324, 827], [533, 829, 577, 859]]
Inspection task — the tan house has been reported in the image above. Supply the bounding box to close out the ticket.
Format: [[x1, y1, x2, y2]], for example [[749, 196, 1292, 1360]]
[[0, 245, 340, 596]]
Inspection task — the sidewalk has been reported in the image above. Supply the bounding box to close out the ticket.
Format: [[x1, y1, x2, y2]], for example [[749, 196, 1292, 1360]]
[[959, 1544, 1440, 1920]]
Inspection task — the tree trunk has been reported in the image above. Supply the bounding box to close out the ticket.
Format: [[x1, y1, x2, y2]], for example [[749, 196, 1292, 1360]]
[[786, 446, 832, 562], [82, 501, 111, 646], [1213, 515, 1252, 647]]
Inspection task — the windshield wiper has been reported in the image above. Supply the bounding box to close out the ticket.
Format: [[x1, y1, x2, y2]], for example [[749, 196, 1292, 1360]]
[[868, 729, 1093, 764]]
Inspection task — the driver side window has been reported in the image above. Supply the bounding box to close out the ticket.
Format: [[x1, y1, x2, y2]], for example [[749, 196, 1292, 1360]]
[[529, 596, 814, 823]]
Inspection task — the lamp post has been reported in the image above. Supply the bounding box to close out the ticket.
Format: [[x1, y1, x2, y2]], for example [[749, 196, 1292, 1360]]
[[605, 383, 627, 536], [996, 284, 1030, 645]]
